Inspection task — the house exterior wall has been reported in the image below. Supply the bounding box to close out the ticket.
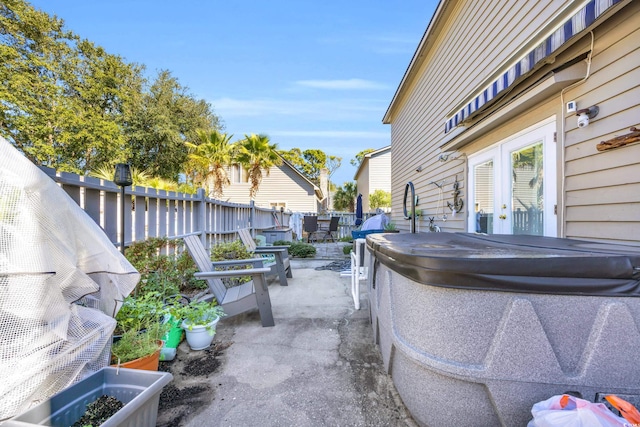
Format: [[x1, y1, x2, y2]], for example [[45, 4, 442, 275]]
[[386, 0, 639, 246], [224, 164, 319, 213], [562, 2, 640, 244], [356, 148, 391, 213], [356, 161, 372, 213]]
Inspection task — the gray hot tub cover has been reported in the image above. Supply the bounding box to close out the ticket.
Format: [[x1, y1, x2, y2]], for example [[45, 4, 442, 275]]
[[366, 232, 640, 296], [0, 137, 139, 419]]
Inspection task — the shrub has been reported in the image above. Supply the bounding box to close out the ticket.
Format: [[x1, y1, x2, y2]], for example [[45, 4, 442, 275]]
[[210, 239, 253, 287], [125, 237, 205, 296], [210, 239, 252, 261], [272, 240, 292, 246], [288, 242, 316, 258], [342, 244, 353, 255]]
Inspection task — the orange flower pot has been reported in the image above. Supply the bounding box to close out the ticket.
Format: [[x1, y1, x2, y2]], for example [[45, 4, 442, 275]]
[[111, 341, 163, 371]]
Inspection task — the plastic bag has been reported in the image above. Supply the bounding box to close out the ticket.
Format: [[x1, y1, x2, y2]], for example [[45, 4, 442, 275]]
[[528, 394, 627, 427]]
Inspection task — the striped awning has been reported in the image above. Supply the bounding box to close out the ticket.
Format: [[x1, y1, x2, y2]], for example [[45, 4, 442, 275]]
[[444, 0, 621, 134]]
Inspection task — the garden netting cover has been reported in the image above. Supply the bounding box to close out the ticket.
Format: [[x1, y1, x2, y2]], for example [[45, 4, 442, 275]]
[[0, 137, 140, 420]]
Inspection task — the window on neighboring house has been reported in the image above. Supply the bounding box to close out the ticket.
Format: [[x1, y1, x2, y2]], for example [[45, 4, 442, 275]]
[[232, 164, 249, 183], [270, 202, 287, 210]]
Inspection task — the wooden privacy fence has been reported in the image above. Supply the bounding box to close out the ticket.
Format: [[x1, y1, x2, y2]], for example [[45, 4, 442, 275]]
[[40, 167, 290, 252]]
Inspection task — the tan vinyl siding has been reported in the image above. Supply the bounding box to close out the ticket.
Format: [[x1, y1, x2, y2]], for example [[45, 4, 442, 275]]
[[389, 1, 572, 232], [356, 161, 371, 213], [224, 164, 319, 213], [388, 0, 639, 245], [369, 152, 391, 195], [560, 1, 640, 246], [355, 148, 391, 214]]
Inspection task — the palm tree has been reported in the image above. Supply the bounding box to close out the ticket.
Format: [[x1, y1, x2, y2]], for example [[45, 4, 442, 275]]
[[333, 181, 358, 212], [185, 129, 234, 198], [236, 134, 282, 199]]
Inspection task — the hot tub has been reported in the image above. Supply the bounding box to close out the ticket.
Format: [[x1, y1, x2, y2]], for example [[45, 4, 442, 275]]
[[366, 232, 640, 427]]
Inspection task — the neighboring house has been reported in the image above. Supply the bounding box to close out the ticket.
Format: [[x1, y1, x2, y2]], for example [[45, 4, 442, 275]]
[[383, 0, 639, 247], [354, 146, 391, 213], [223, 155, 325, 213]]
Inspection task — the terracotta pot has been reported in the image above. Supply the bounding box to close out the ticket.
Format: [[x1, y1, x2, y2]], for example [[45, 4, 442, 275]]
[[111, 341, 163, 371]]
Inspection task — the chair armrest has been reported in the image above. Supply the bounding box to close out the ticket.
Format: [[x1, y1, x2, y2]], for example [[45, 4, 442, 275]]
[[210, 257, 265, 268], [254, 247, 289, 255], [195, 267, 271, 280]]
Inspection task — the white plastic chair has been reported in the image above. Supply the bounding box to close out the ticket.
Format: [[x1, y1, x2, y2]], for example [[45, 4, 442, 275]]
[[349, 239, 367, 309]]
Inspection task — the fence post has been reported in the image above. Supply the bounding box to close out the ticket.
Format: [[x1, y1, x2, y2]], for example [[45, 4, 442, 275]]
[[249, 200, 256, 237], [197, 188, 207, 245]]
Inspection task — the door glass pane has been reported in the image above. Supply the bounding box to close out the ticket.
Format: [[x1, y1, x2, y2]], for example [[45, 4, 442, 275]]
[[510, 142, 543, 235], [474, 160, 493, 234]]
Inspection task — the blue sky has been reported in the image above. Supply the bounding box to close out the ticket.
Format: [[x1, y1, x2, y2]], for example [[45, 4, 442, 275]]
[[28, 0, 438, 186]]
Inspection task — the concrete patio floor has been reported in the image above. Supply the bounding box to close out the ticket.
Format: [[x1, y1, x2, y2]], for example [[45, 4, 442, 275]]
[[171, 243, 416, 426]]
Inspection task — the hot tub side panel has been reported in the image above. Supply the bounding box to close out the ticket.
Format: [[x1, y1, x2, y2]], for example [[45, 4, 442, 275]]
[[371, 263, 640, 427]]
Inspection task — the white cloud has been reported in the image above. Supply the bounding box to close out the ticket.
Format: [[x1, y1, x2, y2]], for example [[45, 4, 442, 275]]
[[211, 97, 387, 120], [295, 78, 389, 90], [271, 130, 389, 139]]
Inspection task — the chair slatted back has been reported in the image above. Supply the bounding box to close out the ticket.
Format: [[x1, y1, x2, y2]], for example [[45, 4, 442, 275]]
[[328, 216, 340, 231], [183, 235, 228, 300], [238, 228, 257, 251]]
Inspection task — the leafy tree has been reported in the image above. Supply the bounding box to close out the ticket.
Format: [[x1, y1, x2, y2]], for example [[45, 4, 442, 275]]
[[369, 189, 391, 210], [279, 148, 341, 186], [326, 155, 342, 179], [350, 148, 375, 167], [58, 39, 144, 172], [333, 181, 358, 212], [125, 70, 220, 181], [0, 1, 144, 173], [0, 0, 75, 166], [185, 129, 234, 198], [279, 147, 305, 171], [236, 133, 282, 199]]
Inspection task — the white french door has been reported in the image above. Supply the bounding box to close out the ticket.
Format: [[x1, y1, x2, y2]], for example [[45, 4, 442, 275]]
[[468, 118, 557, 237]]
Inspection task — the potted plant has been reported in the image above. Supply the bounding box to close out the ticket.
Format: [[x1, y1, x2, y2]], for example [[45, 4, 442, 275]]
[[384, 222, 399, 232], [111, 292, 168, 370], [175, 300, 225, 350]]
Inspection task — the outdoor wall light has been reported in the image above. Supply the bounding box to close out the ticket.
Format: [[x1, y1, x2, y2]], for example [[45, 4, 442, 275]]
[[577, 106, 599, 128], [439, 151, 456, 162], [114, 163, 132, 254]]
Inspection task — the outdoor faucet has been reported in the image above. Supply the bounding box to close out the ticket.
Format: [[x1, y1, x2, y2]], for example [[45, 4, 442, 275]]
[[403, 181, 416, 233]]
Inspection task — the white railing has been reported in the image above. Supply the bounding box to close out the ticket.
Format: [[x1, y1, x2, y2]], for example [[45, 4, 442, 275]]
[[40, 167, 290, 251]]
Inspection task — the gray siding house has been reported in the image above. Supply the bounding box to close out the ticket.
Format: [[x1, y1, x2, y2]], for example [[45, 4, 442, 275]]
[[384, 0, 639, 247], [354, 146, 391, 213]]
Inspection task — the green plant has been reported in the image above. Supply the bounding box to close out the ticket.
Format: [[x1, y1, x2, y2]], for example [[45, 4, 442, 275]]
[[209, 239, 256, 288], [110, 322, 166, 364], [342, 244, 352, 255], [272, 240, 292, 246], [114, 291, 166, 335], [176, 300, 225, 333], [338, 236, 353, 243], [125, 237, 205, 297], [288, 242, 316, 258], [210, 239, 253, 261], [384, 222, 397, 231]]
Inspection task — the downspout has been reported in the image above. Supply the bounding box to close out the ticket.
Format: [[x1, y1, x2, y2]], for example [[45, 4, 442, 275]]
[[559, 31, 595, 238]]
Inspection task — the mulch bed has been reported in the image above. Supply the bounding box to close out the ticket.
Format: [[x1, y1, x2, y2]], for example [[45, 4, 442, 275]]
[[315, 260, 351, 271]]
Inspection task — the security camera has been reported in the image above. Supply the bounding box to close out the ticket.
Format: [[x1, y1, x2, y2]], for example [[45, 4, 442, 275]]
[[577, 112, 590, 128], [576, 106, 599, 128]]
